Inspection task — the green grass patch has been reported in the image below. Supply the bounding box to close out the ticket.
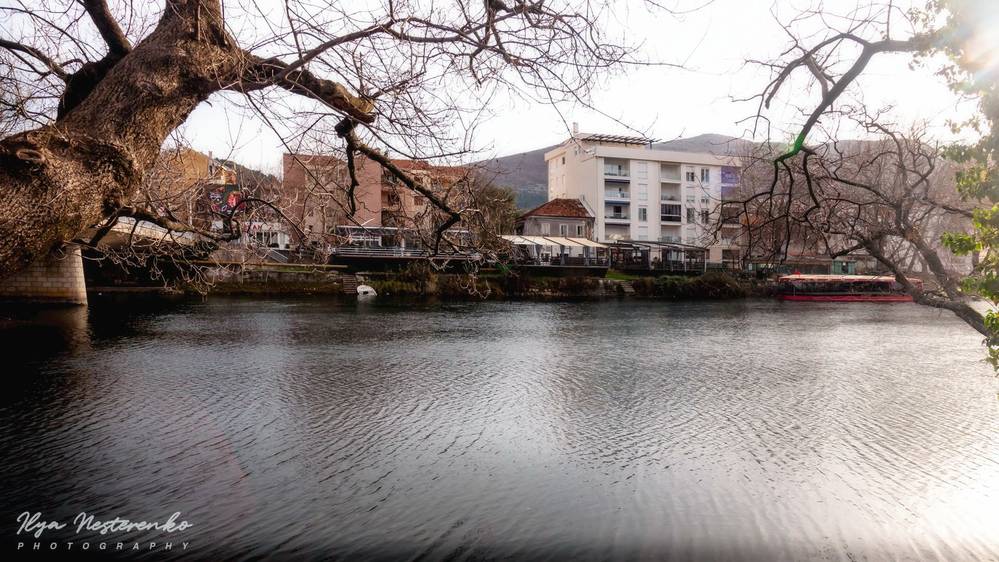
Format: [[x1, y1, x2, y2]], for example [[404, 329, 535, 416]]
[[604, 269, 642, 281]]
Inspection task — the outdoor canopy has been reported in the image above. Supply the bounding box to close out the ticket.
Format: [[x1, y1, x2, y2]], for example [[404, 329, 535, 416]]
[[500, 235, 606, 248]]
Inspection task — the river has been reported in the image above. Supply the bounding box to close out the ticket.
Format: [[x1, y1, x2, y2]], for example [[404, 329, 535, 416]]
[[1, 298, 998, 560]]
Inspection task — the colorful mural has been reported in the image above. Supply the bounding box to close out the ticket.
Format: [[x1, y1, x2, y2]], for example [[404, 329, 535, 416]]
[[208, 185, 243, 214], [206, 160, 243, 215], [721, 166, 740, 184], [720, 166, 741, 200]]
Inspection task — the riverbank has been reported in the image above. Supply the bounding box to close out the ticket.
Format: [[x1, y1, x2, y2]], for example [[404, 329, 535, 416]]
[[203, 266, 766, 301]]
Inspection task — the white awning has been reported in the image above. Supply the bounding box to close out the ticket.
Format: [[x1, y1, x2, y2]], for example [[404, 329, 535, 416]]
[[540, 236, 585, 247], [500, 235, 538, 245], [519, 235, 558, 246], [501, 235, 602, 248], [567, 237, 607, 248]]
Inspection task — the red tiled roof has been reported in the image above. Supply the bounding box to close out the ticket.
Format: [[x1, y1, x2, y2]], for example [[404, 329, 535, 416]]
[[520, 198, 591, 219]]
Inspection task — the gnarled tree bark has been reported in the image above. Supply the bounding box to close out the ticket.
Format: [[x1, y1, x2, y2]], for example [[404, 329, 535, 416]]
[[0, 0, 372, 280]]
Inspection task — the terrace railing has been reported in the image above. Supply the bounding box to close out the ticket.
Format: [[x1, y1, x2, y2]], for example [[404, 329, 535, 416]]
[[331, 246, 479, 260], [521, 255, 610, 267], [604, 165, 629, 177]]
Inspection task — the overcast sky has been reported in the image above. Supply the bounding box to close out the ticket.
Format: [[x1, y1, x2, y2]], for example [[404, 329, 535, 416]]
[[179, 0, 970, 174]]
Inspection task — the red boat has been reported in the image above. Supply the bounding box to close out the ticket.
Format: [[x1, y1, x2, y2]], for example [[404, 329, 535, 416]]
[[776, 274, 920, 302]]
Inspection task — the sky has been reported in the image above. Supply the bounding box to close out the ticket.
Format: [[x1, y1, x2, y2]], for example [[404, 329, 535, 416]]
[[178, 0, 973, 175]]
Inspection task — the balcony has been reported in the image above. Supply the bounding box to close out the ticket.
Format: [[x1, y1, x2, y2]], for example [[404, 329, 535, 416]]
[[660, 235, 682, 244], [660, 193, 680, 202], [660, 203, 682, 223], [605, 212, 630, 224], [604, 163, 629, 177], [605, 189, 630, 202], [660, 164, 681, 182]]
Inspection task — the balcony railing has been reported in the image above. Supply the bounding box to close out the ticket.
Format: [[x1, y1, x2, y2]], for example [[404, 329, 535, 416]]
[[605, 190, 630, 200], [659, 235, 682, 244], [606, 213, 630, 221], [661, 214, 682, 223], [660, 193, 679, 201], [614, 259, 707, 273], [604, 165, 629, 177]]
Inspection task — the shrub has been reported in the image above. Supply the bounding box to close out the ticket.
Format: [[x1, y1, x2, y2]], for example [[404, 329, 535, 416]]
[[652, 272, 747, 299]]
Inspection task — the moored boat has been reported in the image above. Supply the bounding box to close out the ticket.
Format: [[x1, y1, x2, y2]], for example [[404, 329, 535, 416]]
[[776, 274, 921, 302]]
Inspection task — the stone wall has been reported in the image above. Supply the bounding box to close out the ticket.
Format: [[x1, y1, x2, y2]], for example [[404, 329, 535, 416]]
[[0, 246, 88, 305]]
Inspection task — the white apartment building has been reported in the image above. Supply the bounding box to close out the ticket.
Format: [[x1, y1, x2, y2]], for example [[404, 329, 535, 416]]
[[545, 132, 741, 263]]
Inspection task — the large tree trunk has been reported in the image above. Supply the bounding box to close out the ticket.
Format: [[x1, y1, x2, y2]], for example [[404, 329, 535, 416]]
[[0, 0, 233, 280]]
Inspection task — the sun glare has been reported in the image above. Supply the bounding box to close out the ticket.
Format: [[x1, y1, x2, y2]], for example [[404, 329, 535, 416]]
[[958, 1, 999, 79]]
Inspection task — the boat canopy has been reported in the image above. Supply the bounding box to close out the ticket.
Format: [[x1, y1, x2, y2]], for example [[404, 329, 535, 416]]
[[779, 274, 900, 283]]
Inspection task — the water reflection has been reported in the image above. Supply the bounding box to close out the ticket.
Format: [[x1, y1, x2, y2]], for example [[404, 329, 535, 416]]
[[1, 298, 998, 560]]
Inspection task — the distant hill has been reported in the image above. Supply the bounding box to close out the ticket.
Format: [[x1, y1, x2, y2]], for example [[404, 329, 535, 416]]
[[653, 133, 755, 156], [475, 145, 556, 210], [475, 134, 751, 210]]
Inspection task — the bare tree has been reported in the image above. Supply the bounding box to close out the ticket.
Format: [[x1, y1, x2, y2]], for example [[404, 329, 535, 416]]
[[0, 0, 657, 281], [730, 1, 996, 350]]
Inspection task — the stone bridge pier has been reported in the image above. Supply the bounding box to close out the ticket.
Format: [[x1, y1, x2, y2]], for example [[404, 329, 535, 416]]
[[0, 246, 88, 305]]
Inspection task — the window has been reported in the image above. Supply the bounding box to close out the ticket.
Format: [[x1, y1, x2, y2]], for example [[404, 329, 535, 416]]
[[559, 224, 569, 236], [686, 207, 695, 223], [686, 194, 695, 203], [638, 207, 648, 222], [701, 196, 709, 205], [701, 168, 710, 182], [542, 223, 551, 235], [638, 183, 648, 201], [576, 224, 584, 236], [685, 169, 696, 182], [561, 156, 565, 164], [700, 210, 709, 224], [635, 161, 648, 180]]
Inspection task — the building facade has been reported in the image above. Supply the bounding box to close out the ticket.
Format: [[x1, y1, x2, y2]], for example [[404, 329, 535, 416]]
[[545, 133, 741, 263], [282, 153, 470, 250], [514, 198, 595, 240]]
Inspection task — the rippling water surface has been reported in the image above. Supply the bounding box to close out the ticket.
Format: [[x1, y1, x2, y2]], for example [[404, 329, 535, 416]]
[[2, 298, 999, 560]]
